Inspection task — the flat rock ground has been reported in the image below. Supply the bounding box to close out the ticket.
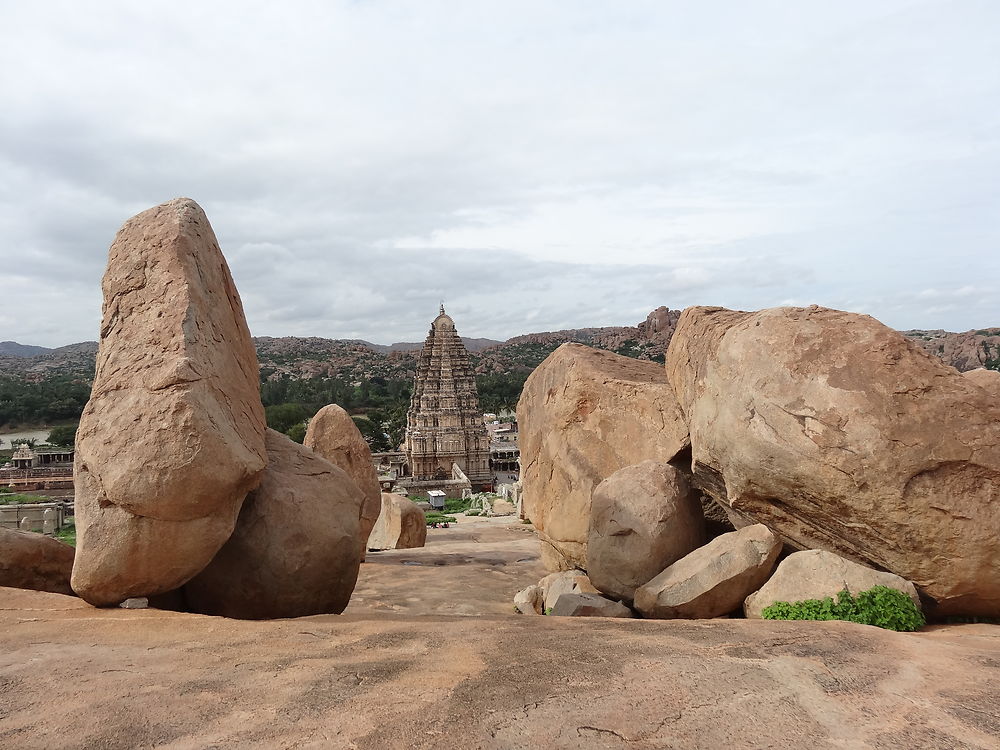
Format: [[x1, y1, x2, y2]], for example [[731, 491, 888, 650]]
[[2, 517, 999, 750]]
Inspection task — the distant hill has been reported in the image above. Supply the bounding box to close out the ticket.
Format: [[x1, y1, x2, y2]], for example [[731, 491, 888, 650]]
[[2, 308, 997, 383], [0, 341, 52, 357]]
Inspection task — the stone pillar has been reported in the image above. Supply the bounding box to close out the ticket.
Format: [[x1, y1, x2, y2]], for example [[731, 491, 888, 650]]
[[43, 507, 56, 535]]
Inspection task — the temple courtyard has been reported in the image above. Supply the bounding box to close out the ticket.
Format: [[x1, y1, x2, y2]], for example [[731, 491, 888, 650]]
[[1, 517, 999, 749]]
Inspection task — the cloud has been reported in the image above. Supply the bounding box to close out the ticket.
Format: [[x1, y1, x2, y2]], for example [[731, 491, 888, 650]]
[[0, 0, 998, 347]]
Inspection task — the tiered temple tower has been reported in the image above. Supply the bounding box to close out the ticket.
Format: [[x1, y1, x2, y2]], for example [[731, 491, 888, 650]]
[[404, 305, 491, 489]]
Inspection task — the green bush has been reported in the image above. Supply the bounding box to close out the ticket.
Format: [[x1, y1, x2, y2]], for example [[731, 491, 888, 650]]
[[761, 586, 925, 632], [424, 512, 457, 526]]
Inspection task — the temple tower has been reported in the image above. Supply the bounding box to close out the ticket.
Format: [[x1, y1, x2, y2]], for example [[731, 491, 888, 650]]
[[404, 305, 491, 489]]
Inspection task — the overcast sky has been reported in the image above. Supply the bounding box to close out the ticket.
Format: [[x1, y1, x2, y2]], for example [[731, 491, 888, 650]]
[[2, 1, 998, 347]]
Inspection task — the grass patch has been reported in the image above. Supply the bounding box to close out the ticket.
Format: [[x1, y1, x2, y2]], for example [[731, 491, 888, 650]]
[[761, 586, 925, 632], [54, 522, 76, 546], [425, 512, 457, 526], [0, 493, 51, 505]]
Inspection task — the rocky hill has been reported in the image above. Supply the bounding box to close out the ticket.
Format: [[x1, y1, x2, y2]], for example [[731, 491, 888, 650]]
[[1, 307, 997, 383]]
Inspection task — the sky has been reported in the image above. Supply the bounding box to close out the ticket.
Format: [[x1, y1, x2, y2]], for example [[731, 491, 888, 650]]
[[1, 1, 998, 347]]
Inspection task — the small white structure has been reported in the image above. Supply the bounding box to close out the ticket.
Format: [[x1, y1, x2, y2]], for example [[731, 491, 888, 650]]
[[427, 489, 447, 510]]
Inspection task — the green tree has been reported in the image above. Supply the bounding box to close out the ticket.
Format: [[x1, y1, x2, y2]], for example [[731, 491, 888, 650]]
[[46, 423, 79, 448], [265, 403, 309, 433], [286, 421, 307, 444]]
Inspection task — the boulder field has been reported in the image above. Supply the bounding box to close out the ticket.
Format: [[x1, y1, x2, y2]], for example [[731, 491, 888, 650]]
[[516, 343, 689, 571], [519, 304, 1000, 619]]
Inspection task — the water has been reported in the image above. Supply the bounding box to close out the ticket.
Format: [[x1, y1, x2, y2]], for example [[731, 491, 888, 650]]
[[0, 428, 53, 446]]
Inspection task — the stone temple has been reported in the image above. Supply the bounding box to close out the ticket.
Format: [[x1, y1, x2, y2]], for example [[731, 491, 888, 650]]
[[401, 305, 491, 493]]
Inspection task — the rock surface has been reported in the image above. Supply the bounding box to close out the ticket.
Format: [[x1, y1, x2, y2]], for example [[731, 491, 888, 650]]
[[3, 584, 999, 750], [550, 592, 634, 618], [0, 527, 75, 596], [304, 403, 382, 560], [71, 198, 267, 606], [517, 343, 689, 571], [963, 367, 1000, 394], [539, 569, 600, 612], [666, 305, 1000, 617], [368, 493, 427, 551], [745, 549, 922, 619], [587, 460, 704, 604], [634, 524, 781, 619], [181, 429, 362, 619], [513, 584, 544, 615]]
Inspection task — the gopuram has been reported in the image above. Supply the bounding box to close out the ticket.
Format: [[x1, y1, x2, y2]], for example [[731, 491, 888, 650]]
[[398, 305, 492, 496]]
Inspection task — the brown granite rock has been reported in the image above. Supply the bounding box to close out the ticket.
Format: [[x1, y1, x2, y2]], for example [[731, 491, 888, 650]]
[[181, 429, 362, 619], [550, 592, 634, 618], [0, 527, 75, 596], [666, 305, 1000, 617], [634, 524, 781, 619], [744, 549, 921, 619], [304, 404, 382, 561], [367, 493, 427, 551], [587, 460, 705, 604], [517, 343, 689, 571], [71, 198, 267, 606], [963, 367, 1000, 395], [538, 569, 600, 612], [513, 584, 544, 615]]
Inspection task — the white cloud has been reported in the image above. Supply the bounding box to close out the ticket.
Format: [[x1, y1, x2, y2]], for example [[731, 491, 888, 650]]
[[0, 0, 997, 346]]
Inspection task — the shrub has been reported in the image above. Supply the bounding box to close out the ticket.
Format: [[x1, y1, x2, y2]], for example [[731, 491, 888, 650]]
[[424, 512, 457, 526], [761, 586, 925, 632]]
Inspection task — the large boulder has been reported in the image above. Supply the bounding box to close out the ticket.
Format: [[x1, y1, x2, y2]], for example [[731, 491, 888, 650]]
[[72, 198, 267, 606], [181, 430, 362, 619], [0, 527, 75, 596], [666, 305, 1000, 617], [634, 524, 781, 619], [367, 493, 427, 551], [517, 343, 689, 571], [745, 549, 921, 619], [587, 460, 705, 604], [304, 404, 382, 560]]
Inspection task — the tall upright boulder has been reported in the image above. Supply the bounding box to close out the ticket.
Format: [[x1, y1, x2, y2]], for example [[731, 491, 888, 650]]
[[72, 198, 267, 606], [304, 404, 382, 561], [587, 461, 705, 604], [666, 305, 1000, 617], [181, 429, 363, 619], [367, 493, 427, 551], [517, 344, 689, 571]]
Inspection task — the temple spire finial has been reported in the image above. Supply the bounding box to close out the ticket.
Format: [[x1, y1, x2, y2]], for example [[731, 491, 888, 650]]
[[440, 301, 445, 315]]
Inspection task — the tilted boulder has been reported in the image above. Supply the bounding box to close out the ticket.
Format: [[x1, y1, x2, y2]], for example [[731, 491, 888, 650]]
[[304, 404, 382, 560], [744, 549, 921, 619], [550, 592, 634, 618], [367, 493, 427, 551], [181, 429, 362, 619], [588, 460, 705, 604], [517, 343, 689, 572], [0, 527, 75, 596], [666, 305, 1000, 617], [634, 524, 781, 619], [72, 198, 267, 606]]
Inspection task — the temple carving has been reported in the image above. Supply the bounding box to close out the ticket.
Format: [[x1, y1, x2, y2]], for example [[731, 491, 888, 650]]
[[403, 305, 491, 490]]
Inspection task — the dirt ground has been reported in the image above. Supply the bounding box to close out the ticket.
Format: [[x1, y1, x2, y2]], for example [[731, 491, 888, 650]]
[[2, 517, 999, 749]]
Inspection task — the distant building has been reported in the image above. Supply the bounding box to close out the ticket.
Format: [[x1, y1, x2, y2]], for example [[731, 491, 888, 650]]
[[401, 305, 492, 493]]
